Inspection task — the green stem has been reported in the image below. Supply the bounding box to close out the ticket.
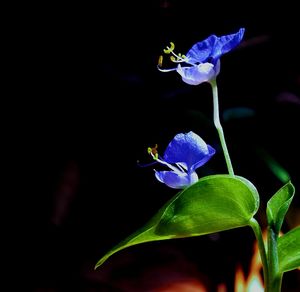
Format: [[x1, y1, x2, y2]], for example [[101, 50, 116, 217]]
[[267, 227, 282, 292], [249, 218, 269, 291], [209, 78, 234, 176]]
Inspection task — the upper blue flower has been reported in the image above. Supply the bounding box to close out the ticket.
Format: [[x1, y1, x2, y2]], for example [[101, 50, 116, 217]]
[[148, 131, 215, 189], [158, 28, 245, 85]]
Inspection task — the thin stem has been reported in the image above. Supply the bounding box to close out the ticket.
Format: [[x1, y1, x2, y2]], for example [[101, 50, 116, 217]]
[[249, 218, 269, 291], [209, 78, 234, 176], [267, 227, 282, 292]]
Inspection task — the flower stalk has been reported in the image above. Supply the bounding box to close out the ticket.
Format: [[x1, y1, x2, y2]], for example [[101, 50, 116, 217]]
[[210, 78, 234, 176]]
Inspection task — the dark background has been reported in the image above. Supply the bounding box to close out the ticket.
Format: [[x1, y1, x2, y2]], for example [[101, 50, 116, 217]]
[[8, 1, 300, 291]]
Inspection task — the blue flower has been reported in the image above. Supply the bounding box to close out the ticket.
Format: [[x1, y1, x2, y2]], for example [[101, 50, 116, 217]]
[[158, 28, 245, 85], [148, 131, 215, 189]]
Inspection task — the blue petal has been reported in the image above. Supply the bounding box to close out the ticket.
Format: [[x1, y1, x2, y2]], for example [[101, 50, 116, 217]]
[[155, 170, 198, 189], [163, 131, 215, 172], [186, 36, 217, 64], [186, 28, 245, 64], [190, 144, 216, 173]]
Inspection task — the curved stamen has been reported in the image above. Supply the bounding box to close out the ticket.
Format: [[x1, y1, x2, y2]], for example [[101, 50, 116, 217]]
[[159, 42, 195, 71], [157, 66, 178, 72], [176, 163, 187, 172], [170, 52, 195, 66], [154, 154, 183, 175], [170, 51, 187, 62], [157, 63, 195, 72], [163, 42, 175, 54], [148, 145, 184, 175]]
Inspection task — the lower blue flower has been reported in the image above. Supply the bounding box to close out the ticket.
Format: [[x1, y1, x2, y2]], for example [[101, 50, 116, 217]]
[[150, 131, 215, 189]]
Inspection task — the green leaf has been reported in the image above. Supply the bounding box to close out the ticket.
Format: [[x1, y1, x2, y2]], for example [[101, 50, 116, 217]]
[[266, 181, 295, 234], [95, 175, 259, 268], [278, 226, 300, 273]]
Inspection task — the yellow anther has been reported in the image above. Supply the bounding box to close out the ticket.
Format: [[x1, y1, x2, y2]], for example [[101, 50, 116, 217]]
[[163, 42, 175, 54], [148, 144, 159, 160], [158, 55, 163, 67], [170, 56, 176, 62]]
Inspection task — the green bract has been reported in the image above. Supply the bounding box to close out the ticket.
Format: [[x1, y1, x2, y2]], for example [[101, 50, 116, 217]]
[[267, 181, 295, 235]]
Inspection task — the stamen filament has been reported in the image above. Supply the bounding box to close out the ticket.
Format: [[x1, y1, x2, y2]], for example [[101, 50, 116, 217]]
[[169, 50, 186, 62], [150, 152, 183, 175], [156, 66, 178, 72], [176, 163, 187, 172]]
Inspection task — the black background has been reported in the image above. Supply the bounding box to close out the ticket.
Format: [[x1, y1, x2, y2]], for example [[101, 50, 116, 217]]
[[7, 1, 300, 291]]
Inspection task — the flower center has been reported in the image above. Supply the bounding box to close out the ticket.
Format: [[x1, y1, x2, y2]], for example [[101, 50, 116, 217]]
[[159, 42, 187, 66], [158, 42, 195, 72], [148, 144, 187, 175]]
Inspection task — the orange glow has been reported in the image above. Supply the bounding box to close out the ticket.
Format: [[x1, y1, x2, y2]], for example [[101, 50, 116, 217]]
[[234, 262, 264, 292], [156, 230, 294, 291], [234, 235, 265, 292], [217, 283, 227, 292], [247, 273, 264, 292], [157, 279, 207, 292], [234, 265, 247, 292]]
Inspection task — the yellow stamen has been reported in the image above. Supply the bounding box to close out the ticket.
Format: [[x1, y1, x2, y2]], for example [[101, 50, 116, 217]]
[[158, 55, 163, 67], [148, 144, 159, 160], [163, 42, 175, 54]]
